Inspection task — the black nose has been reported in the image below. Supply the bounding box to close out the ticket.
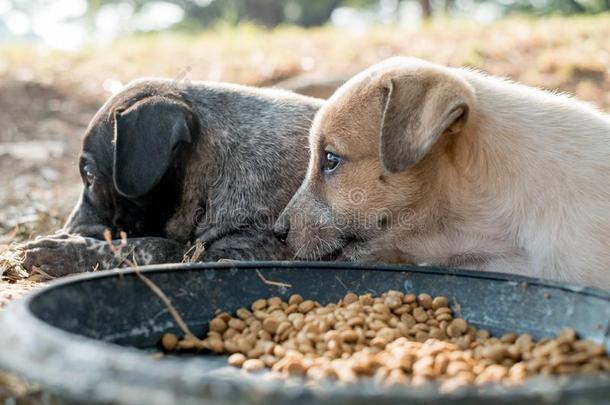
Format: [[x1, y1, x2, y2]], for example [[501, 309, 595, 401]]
[[273, 216, 290, 243]]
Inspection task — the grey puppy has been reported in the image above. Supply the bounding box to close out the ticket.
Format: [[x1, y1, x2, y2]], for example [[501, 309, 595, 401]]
[[18, 78, 322, 276]]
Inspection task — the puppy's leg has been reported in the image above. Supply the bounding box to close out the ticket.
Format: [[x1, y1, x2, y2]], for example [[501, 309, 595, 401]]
[[16, 235, 186, 277], [201, 230, 293, 261]]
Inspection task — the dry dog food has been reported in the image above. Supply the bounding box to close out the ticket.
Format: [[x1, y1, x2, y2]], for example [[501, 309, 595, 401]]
[[161, 291, 610, 390]]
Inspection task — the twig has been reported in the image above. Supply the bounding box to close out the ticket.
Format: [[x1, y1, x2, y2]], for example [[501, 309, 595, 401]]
[[182, 241, 205, 263], [131, 256, 200, 342], [102, 229, 203, 343], [256, 269, 292, 288], [115, 247, 136, 267], [29, 265, 56, 280]]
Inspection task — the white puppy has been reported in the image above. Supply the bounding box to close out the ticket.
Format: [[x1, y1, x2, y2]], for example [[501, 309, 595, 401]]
[[274, 57, 610, 289]]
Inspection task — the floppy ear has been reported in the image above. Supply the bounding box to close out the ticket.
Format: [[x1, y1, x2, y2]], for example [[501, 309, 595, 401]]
[[113, 96, 194, 198], [379, 75, 470, 173]]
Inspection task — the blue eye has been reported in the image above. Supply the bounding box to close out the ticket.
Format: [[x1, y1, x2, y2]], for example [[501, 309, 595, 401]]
[[322, 151, 342, 174]]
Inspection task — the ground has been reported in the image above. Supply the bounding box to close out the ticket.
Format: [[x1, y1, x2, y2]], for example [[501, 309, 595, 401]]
[[0, 15, 609, 397]]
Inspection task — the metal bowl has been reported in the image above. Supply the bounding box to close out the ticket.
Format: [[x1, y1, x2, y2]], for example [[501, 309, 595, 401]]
[[0, 262, 609, 404]]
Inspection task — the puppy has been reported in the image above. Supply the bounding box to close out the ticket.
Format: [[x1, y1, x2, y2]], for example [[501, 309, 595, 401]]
[[19, 78, 322, 276], [274, 57, 610, 288]]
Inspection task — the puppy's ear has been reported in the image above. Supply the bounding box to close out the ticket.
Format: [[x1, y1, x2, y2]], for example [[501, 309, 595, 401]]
[[379, 75, 470, 173], [113, 96, 194, 198]]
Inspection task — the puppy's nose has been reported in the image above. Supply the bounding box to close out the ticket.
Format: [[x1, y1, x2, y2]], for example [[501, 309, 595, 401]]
[[273, 216, 290, 243]]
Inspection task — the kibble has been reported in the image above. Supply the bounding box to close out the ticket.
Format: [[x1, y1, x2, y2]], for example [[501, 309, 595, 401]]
[[160, 290, 610, 390], [209, 318, 227, 333], [298, 300, 315, 313], [289, 294, 304, 305], [446, 318, 468, 337], [228, 352, 247, 367], [161, 333, 178, 352], [432, 296, 449, 310], [242, 358, 265, 371], [417, 293, 433, 309], [228, 318, 246, 331]]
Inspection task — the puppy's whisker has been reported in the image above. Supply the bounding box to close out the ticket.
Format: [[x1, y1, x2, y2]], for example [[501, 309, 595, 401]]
[[320, 238, 335, 256], [315, 244, 322, 261], [293, 243, 304, 260], [294, 239, 312, 261]]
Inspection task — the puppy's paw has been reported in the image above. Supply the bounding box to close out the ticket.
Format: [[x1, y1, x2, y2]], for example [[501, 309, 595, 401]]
[[16, 235, 106, 278]]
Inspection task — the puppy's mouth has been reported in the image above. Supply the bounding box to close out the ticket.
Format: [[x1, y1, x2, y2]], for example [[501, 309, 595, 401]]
[[309, 235, 364, 261]]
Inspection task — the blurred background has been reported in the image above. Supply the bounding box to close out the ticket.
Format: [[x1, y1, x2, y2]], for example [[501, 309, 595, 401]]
[[0, 0, 609, 250]]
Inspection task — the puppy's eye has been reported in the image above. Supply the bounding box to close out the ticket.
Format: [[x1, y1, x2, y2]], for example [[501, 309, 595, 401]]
[[322, 151, 342, 174], [84, 167, 95, 187]]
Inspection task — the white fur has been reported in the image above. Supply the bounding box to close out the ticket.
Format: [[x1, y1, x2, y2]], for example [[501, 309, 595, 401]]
[[401, 64, 610, 288]]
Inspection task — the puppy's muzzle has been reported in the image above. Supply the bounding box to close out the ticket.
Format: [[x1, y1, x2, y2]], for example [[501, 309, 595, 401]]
[[272, 215, 290, 243]]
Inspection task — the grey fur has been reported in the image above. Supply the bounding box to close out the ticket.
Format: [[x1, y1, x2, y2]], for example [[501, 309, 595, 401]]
[[17, 78, 322, 276]]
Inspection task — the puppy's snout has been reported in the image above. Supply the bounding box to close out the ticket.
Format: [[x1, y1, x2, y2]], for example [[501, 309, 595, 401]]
[[273, 215, 290, 243]]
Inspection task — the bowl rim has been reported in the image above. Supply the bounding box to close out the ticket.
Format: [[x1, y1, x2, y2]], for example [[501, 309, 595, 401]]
[[29, 261, 610, 303]]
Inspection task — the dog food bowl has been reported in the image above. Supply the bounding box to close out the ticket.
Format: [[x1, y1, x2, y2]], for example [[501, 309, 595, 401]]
[[0, 262, 608, 404]]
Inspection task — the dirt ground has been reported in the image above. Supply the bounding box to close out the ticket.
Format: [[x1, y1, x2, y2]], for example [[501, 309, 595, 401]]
[[0, 16, 609, 398]]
